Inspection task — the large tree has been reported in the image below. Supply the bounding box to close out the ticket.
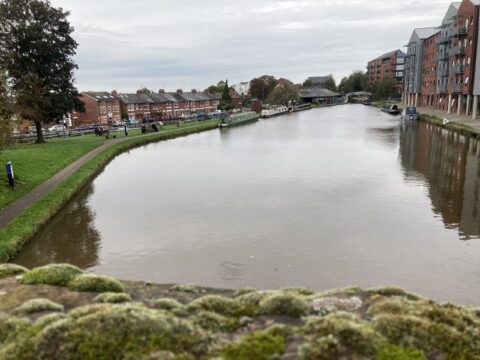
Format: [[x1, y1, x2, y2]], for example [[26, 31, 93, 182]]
[[219, 79, 232, 110], [0, 0, 84, 143], [267, 78, 299, 106], [249, 75, 278, 102], [338, 71, 368, 94], [136, 87, 152, 94], [324, 75, 337, 91], [0, 70, 13, 148]]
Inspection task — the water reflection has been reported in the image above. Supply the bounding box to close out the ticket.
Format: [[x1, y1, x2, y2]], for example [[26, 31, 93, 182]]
[[14, 184, 101, 268], [400, 120, 480, 239]]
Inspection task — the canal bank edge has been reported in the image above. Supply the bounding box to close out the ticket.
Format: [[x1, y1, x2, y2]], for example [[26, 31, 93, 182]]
[[0, 121, 219, 262], [0, 263, 479, 359]]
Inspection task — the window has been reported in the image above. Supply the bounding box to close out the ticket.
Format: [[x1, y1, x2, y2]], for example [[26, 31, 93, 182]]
[[466, 77, 469, 84], [99, 106, 106, 114], [143, 104, 149, 110], [128, 104, 134, 111]]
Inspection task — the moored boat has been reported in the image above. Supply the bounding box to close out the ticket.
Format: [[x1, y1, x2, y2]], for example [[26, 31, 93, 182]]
[[219, 112, 259, 128], [381, 104, 400, 115], [261, 106, 289, 119], [289, 104, 312, 112]]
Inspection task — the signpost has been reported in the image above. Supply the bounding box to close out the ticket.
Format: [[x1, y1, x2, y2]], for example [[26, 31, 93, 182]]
[[6, 161, 15, 190]]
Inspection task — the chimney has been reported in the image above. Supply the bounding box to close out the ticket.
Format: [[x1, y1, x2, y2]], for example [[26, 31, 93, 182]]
[[111, 90, 118, 96], [191, 89, 197, 94], [176, 89, 183, 94], [158, 89, 165, 94]]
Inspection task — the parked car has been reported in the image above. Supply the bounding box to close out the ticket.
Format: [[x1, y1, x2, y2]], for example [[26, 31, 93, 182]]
[[401, 107, 419, 121], [48, 124, 67, 134], [127, 119, 138, 126]]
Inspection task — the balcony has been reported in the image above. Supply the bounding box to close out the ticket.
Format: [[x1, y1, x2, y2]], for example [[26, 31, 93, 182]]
[[436, 84, 448, 94], [454, 65, 464, 74], [452, 26, 467, 37], [436, 53, 449, 61], [438, 67, 449, 77], [453, 46, 466, 56], [435, 35, 449, 45], [452, 83, 463, 93]]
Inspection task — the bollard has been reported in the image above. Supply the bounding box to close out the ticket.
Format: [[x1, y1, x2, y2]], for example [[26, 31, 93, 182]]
[[6, 161, 15, 190]]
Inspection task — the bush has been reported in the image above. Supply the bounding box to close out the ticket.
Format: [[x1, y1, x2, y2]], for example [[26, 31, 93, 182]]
[[0, 264, 29, 278], [19, 264, 83, 287], [13, 298, 64, 315], [170, 285, 199, 294], [187, 295, 241, 317], [153, 298, 184, 311], [94, 292, 131, 304], [68, 274, 124, 293], [191, 311, 237, 332]]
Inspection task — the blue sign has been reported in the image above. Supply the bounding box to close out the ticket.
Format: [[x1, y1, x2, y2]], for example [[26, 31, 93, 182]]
[[6, 161, 14, 189]]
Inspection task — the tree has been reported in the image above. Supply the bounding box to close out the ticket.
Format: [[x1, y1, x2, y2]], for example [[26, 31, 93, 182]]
[[370, 78, 395, 100], [0, 0, 84, 143], [324, 75, 337, 91], [249, 75, 278, 101], [267, 78, 299, 106], [219, 80, 232, 110], [338, 71, 368, 94], [207, 85, 220, 94], [303, 79, 314, 86], [0, 70, 13, 148], [136, 87, 152, 94]]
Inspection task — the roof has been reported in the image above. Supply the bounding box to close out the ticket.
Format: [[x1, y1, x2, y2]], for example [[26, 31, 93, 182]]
[[115, 93, 155, 104], [83, 92, 118, 101], [298, 87, 341, 98], [308, 76, 331, 85], [414, 27, 438, 40], [375, 49, 406, 60]]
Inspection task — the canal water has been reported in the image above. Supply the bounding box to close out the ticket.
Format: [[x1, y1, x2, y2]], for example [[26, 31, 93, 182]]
[[14, 105, 480, 305]]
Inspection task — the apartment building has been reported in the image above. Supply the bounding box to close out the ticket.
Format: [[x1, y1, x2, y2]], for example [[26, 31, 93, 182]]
[[367, 49, 406, 96], [404, 27, 438, 107], [420, 33, 439, 107]]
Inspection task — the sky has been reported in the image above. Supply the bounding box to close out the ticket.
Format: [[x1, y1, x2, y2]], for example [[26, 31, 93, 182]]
[[49, 0, 452, 92]]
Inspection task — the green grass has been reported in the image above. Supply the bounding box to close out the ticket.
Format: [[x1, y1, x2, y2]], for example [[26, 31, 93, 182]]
[[0, 121, 218, 262], [0, 121, 212, 211]]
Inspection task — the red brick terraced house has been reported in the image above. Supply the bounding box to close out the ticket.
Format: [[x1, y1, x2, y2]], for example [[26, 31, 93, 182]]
[[116, 93, 155, 121], [420, 33, 439, 107], [72, 92, 122, 126]]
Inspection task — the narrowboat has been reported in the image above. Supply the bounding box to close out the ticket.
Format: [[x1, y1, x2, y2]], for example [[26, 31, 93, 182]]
[[381, 104, 400, 115], [219, 112, 259, 128]]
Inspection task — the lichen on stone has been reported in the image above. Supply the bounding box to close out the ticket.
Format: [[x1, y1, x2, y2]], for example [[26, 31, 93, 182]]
[[68, 274, 124, 293], [311, 296, 363, 316], [19, 264, 84, 287]]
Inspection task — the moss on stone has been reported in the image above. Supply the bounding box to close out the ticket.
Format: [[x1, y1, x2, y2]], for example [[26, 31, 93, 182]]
[[258, 293, 309, 317], [316, 286, 364, 298], [153, 298, 184, 311], [301, 313, 385, 358], [235, 291, 274, 316], [368, 297, 415, 317], [282, 287, 316, 296], [190, 310, 238, 332], [94, 292, 132, 304], [170, 285, 199, 294], [19, 264, 83, 287], [221, 330, 285, 360], [0, 264, 29, 278], [68, 274, 124, 293], [368, 287, 422, 301], [187, 295, 241, 317], [17, 304, 210, 359], [0, 313, 30, 345], [377, 345, 426, 360], [232, 287, 257, 298], [13, 298, 64, 316], [298, 335, 341, 360], [34, 313, 68, 329]]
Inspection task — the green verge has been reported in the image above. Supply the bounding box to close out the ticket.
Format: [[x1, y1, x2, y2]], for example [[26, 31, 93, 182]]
[[0, 121, 219, 262], [418, 114, 480, 137]]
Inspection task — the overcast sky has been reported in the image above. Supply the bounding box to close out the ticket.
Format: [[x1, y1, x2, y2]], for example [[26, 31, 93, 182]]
[[49, 0, 451, 92]]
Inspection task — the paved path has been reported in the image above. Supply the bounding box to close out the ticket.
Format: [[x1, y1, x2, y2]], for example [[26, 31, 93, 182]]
[[416, 106, 480, 133], [0, 124, 212, 229]]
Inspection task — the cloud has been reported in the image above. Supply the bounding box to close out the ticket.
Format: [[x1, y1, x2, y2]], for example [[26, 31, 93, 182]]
[[49, 0, 451, 91]]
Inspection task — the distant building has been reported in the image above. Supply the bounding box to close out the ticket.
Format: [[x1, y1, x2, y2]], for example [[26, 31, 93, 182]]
[[367, 49, 406, 97], [306, 76, 332, 88], [230, 90, 243, 110], [298, 87, 342, 104]]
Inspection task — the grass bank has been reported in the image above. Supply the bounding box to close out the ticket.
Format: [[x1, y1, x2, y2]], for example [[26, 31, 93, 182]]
[[1, 263, 479, 359], [418, 113, 480, 137], [0, 123, 202, 211], [0, 121, 218, 262]]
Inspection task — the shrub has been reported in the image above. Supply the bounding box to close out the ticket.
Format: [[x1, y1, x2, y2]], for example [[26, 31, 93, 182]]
[[377, 345, 426, 360], [170, 285, 199, 294], [20, 264, 83, 287], [191, 311, 237, 332], [282, 287, 316, 296], [0, 264, 28, 278], [68, 274, 124, 293], [233, 287, 257, 298], [259, 293, 309, 317], [368, 287, 422, 301], [94, 292, 131, 304], [153, 298, 184, 311], [13, 298, 64, 315], [221, 330, 285, 360]]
